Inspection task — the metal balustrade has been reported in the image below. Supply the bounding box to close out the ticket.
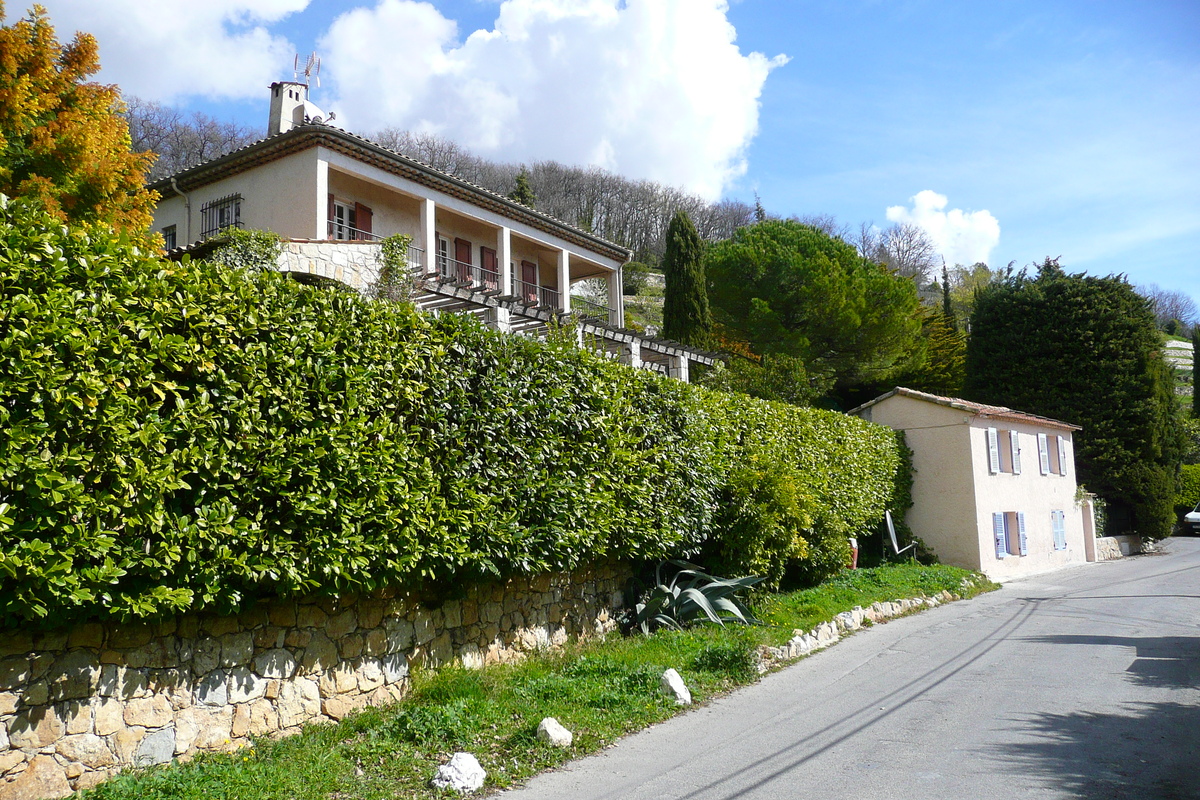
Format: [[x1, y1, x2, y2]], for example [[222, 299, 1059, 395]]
[[570, 296, 613, 322], [511, 277, 561, 310], [326, 221, 379, 241], [432, 253, 501, 292]]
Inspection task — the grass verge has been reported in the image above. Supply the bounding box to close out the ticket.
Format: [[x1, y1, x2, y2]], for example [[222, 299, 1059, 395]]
[[82, 563, 994, 800]]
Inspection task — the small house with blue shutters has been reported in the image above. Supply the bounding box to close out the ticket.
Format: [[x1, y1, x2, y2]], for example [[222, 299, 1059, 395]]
[[851, 387, 1097, 580]]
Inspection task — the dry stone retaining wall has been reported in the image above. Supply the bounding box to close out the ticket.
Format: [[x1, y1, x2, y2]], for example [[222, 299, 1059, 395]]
[[0, 563, 629, 798]]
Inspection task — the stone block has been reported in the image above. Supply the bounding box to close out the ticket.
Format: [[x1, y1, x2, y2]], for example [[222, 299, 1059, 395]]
[[339, 634, 364, 659], [226, 667, 267, 703], [284, 630, 312, 649], [277, 679, 321, 728], [8, 705, 63, 748], [248, 700, 278, 736], [357, 658, 384, 692], [230, 704, 251, 738], [0, 631, 33, 659], [173, 708, 199, 754], [112, 727, 145, 763], [536, 717, 573, 748], [321, 695, 364, 721], [0, 656, 30, 689], [318, 663, 358, 696], [326, 610, 358, 639], [188, 706, 233, 750], [268, 603, 297, 628], [299, 633, 338, 675], [2, 754, 71, 799], [0, 749, 25, 774], [219, 632, 254, 668], [363, 628, 387, 656], [124, 695, 173, 728], [93, 697, 124, 736], [63, 701, 93, 735], [253, 649, 297, 680], [253, 626, 284, 650], [660, 668, 691, 705], [431, 752, 486, 793], [193, 637, 221, 675], [357, 601, 385, 631], [458, 644, 484, 670], [108, 624, 152, 650], [57, 733, 116, 769], [47, 649, 100, 701], [460, 600, 479, 627], [385, 619, 414, 653], [135, 726, 176, 766], [195, 670, 228, 706], [296, 604, 327, 629], [381, 653, 408, 683], [74, 769, 113, 791], [238, 607, 269, 630]]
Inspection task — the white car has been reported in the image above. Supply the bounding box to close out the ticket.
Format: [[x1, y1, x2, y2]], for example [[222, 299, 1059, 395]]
[[1186, 502, 1200, 535]]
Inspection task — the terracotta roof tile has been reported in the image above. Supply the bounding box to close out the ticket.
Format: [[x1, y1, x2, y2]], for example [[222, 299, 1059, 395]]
[[849, 387, 1081, 431]]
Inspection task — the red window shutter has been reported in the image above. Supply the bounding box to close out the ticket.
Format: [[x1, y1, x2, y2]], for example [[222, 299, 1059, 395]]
[[355, 203, 372, 237], [454, 238, 472, 282], [480, 247, 498, 291]]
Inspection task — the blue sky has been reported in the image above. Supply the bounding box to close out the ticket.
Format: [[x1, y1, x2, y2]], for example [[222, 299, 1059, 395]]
[[20, 0, 1200, 303]]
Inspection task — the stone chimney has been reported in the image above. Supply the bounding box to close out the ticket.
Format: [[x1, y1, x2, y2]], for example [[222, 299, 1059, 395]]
[[268, 81, 328, 136]]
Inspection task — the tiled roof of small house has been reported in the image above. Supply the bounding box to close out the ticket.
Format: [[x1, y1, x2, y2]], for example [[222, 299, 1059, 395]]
[[150, 123, 632, 263], [848, 387, 1082, 431]]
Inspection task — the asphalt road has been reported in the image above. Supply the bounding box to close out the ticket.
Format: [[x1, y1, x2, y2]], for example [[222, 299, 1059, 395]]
[[501, 538, 1200, 800]]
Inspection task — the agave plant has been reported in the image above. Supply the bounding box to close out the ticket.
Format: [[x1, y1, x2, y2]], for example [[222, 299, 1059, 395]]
[[634, 560, 764, 634]]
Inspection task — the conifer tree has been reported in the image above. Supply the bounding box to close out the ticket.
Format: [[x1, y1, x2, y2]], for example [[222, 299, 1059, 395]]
[[941, 264, 956, 330], [507, 168, 536, 207], [0, 4, 156, 232], [966, 258, 1183, 539], [661, 210, 711, 346], [1193, 328, 1199, 417]]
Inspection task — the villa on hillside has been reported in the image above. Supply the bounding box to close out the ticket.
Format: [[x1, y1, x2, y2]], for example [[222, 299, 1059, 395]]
[[151, 80, 717, 381], [851, 387, 1099, 580]]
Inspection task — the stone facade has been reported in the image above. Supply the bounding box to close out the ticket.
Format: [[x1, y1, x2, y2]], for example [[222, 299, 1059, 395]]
[[276, 240, 381, 292], [0, 564, 628, 798]]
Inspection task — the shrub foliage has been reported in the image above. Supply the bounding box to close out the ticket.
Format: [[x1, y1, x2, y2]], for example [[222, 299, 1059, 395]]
[[0, 199, 908, 626]]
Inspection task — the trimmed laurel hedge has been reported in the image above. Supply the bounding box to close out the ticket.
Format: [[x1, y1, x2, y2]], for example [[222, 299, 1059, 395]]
[[0, 199, 908, 626]]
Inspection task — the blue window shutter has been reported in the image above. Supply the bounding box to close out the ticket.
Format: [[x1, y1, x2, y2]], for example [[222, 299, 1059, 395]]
[[1011, 432, 1022, 474], [1056, 436, 1067, 474], [987, 428, 1001, 474], [1037, 433, 1051, 475], [993, 513, 1007, 558], [1052, 510, 1067, 550], [1017, 512, 1028, 556]]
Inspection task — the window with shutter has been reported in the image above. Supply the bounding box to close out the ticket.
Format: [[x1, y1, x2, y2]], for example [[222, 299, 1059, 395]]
[[354, 203, 372, 237], [1017, 512, 1028, 556], [993, 513, 1007, 559], [1037, 433, 1051, 475], [1010, 432, 1022, 474], [987, 428, 1001, 474], [1052, 510, 1067, 550], [1056, 436, 1067, 475]]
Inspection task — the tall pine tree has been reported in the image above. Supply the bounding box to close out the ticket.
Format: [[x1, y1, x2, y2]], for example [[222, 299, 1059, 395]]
[[661, 210, 711, 346]]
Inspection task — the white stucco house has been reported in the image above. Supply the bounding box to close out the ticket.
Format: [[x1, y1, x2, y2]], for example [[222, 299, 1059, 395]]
[[851, 387, 1098, 580], [151, 80, 716, 380]]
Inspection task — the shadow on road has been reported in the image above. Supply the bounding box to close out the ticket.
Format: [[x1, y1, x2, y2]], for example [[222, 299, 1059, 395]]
[[996, 702, 1200, 800], [1020, 634, 1200, 689]]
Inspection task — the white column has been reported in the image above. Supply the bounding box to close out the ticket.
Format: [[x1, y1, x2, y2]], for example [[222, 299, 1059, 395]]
[[607, 266, 624, 327], [315, 157, 329, 240], [420, 198, 436, 274], [671, 354, 690, 383], [557, 248, 571, 314], [625, 341, 642, 369], [496, 227, 512, 331]]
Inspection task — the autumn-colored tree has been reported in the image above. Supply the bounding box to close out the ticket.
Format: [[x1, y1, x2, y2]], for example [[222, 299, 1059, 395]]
[[0, 4, 156, 231]]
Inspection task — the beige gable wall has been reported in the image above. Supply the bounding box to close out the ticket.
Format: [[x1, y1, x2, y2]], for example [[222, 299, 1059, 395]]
[[858, 396, 981, 570], [859, 393, 1088, 580], [153, 149, 323, 244]]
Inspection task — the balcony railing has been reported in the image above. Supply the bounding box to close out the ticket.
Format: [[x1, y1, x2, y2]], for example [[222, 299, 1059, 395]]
[[431, 254, 501, 292], [512, 277, 561, 310], [327, 221, 380, 241], [570, 296, 612, 322]]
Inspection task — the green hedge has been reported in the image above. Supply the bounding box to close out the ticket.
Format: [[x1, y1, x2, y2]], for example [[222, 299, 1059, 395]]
[[0, 199, 909, 626]]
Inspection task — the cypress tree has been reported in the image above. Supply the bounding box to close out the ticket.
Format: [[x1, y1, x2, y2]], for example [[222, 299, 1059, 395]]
[[661, 210, 711, 346], [941, 264, 956, 330]]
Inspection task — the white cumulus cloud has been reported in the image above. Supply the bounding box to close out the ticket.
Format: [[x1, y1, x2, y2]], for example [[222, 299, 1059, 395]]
[[886, 190, 1001, 267], [318, 0, 787, 200], [18, 1, 309, 102]]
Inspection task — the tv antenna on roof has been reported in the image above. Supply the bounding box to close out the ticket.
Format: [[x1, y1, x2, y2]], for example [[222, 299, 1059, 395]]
[[294, 52, 321, 88]]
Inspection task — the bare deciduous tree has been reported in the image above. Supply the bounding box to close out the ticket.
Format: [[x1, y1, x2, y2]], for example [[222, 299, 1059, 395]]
[[124, 97, 260, 181], [1137, 283, 1198, 332]]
